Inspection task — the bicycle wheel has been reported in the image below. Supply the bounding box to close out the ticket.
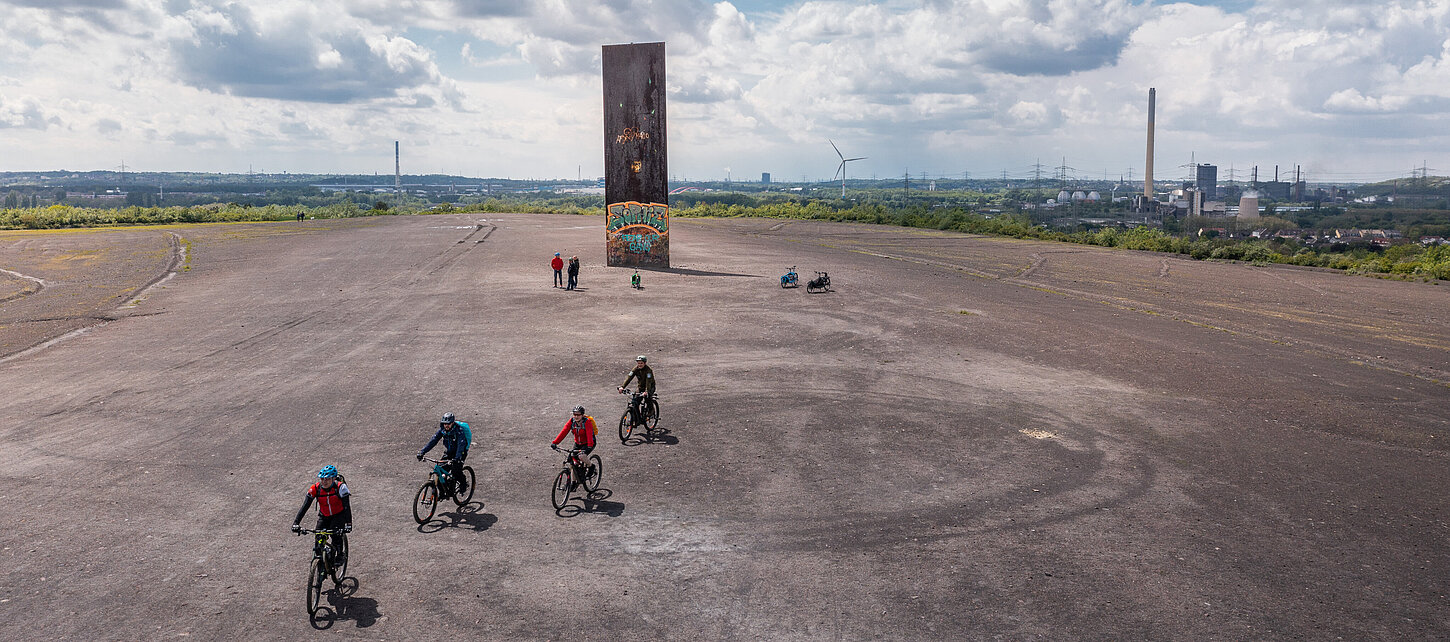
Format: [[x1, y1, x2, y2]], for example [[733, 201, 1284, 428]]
[[306, 557, 324, 614], [618, 411, 634, 443], [584, 455, 603, 492], [332, 535, 348, 583], [645, 399, 660, 429], [452, 466, 476, 505], [412, 481, 438, 524], [551, 469, 571, 509]]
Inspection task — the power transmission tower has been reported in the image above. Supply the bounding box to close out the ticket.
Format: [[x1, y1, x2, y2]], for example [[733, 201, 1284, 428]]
[[1032, 159, 1044, 186]]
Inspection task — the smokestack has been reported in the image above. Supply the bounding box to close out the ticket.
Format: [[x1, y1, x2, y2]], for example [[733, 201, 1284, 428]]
[[395, 141, 401, 195], [1145, 88, 1156, 200]]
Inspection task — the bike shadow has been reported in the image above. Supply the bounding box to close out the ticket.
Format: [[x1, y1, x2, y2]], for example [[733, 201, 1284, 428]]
[[623, 427, 678, 447], [309, 578, 380, 630], [417, 502, 497, 533], [556, 488, 625, 518]]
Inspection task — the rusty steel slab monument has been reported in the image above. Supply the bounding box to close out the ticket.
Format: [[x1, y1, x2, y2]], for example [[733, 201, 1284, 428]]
[[602, 42, 668, 268]]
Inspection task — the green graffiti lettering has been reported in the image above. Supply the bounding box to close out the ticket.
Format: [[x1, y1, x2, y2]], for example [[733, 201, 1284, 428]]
[[606, 201, 669, 233]]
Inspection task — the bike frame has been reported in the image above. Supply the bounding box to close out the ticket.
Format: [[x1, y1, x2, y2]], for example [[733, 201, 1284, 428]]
[[298, 528, 343, 567], [422, 457, 455, 486]]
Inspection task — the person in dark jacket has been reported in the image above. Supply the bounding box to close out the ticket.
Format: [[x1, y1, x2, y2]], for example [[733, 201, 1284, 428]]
[[566, 256, 580, 290], [417, 412, 472, 494]]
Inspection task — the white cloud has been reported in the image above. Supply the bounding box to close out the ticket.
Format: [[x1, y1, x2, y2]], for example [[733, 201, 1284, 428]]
[[3, 0, 1450, 181]]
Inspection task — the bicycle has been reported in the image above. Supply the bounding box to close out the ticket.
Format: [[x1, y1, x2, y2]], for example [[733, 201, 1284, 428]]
[[806, 270, 831, 293], [550, 445, 602, 510], [780, 266, 799, 288], [295, 527, 348, 615], [412, 457, 476, 524], [617, 389, 660, 443]]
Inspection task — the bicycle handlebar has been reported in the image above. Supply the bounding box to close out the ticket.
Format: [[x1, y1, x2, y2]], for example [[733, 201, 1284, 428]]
[[294, 528, 344, 535], [421, 457, 453, 464]]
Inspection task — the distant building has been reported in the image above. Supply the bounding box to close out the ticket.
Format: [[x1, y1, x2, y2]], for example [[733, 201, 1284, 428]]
[[1196, 164, 1217, 201], [762, 172, 771, 184]]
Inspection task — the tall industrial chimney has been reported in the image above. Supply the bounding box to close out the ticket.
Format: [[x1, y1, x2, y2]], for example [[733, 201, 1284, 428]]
[[1145, 88, 1156, 201], [395, 141, 401, 196]]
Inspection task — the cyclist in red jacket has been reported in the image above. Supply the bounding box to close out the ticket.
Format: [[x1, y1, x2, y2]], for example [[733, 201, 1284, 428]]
[[291, 465, 352, 563], [551, 405, 597, 487]]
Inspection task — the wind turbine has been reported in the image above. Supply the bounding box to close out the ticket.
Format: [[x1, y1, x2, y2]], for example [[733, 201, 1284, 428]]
[[830, 140, 866, 198]]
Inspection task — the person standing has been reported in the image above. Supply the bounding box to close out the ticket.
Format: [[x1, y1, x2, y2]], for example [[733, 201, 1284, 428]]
[[551, 253, 564, 288], [566, 256, 580, 290]]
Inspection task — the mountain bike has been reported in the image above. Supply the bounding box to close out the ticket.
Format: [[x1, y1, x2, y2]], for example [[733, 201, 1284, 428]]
[[295, 527, 348, 615], [617, 390, 660, 443], [413, 457, 476, 524], [550, 446, 602, 510]]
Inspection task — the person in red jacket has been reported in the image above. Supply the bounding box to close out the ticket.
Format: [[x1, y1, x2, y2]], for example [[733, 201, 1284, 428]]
[[551, 405, 597, 487], [550, 252, 564, 288], [291, 465, 352, 565]]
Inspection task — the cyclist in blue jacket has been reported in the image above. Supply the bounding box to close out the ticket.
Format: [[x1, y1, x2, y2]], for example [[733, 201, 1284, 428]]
[[417, 412, 472, 495]]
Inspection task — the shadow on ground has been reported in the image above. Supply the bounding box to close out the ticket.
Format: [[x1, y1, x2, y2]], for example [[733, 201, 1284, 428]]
[[417, 502, 496, 533], [310, 577, 380, 630]]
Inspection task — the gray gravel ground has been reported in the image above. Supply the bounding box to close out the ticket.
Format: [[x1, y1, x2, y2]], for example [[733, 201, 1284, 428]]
[[0, 213, 1446, 639]]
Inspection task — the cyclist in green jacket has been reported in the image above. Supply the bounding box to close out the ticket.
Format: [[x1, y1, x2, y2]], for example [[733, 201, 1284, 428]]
[[618, 355, 656, 419]]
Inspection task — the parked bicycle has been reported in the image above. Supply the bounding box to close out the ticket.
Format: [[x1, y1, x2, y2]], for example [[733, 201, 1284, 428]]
[[780, 266, 799, 288], [806, 270, 831, 293], [295, 527, 348, 615], [617, 389, 660, 443], [550, 445, 602, 510], [412, 457, 476, 524]]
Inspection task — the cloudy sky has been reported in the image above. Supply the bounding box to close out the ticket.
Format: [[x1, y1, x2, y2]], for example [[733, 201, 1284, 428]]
[[2, 0, 1448, 185]]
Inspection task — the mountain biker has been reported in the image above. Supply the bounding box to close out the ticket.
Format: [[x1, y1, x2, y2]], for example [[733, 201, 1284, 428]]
[[617, 355, 656, 421], [551, 405, 597, 486], [291, 465, 352, 561], [417, 412, 472, 495]]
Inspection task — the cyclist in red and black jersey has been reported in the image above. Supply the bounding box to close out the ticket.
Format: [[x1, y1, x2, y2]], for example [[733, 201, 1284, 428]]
[[551, 405, 597, 486], [291, 465, 352, 557]]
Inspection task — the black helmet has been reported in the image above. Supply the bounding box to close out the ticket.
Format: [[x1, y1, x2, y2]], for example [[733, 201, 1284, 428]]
[[440, 412, 455, 428], [635, 355, 647, 363], [572, 405, 585, 414]]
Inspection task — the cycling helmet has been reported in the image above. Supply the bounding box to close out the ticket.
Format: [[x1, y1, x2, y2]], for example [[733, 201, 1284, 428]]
[[318, 465, 338, 479], [440, 412, 455, 428], [635, 355, 647, 363], [572, 405, 585, 414]]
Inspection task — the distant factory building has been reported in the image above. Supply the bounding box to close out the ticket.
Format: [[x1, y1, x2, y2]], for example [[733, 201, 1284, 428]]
[[1196, 164, 1217, 201], [762, 172, 771, 184]]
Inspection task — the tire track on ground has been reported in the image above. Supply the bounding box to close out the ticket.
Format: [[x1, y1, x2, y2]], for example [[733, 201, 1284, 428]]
[[0, 267, 46, 304], [0, 231, 184, 363]]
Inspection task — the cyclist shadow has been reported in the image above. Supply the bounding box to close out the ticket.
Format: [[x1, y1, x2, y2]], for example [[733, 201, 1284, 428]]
[[556, 488, 625, 518], [638, 426, 675, 446], [309, 578, 381, 630], [417, 502, 497, 534]]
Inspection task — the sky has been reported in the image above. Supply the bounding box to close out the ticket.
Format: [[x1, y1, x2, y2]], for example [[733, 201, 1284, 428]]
[[2, 0, 1449, 185]]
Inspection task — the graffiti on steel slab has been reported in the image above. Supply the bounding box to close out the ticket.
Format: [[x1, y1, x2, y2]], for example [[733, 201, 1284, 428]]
[[616, 127, 650, 144], [606, 201, 669, 234]]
